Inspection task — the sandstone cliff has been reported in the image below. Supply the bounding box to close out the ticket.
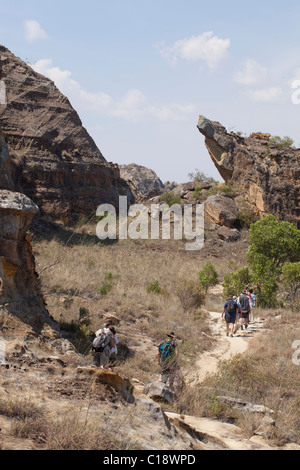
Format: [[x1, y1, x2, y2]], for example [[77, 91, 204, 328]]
[[197, 116, 300, 228], [0, 46, 134, 223]]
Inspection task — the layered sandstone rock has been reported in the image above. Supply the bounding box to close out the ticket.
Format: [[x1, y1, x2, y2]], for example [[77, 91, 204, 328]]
[[0, 46, 134, 223], [197, 116, 300, 228], [0, 189, 57, 336]]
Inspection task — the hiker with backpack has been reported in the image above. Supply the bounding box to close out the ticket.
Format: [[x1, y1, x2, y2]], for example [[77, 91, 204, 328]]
[[222, 297, 238, 337], [238, 291, 251, 330], [158, 332, 180, 389], [92, 322, 116, 368], [249, 289, 256, 322]]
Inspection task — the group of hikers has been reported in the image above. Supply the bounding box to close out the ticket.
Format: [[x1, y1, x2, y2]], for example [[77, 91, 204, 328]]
[[222, 289, 256, 337], [91, 321, 182, 391], [91, 288, 256, 393]]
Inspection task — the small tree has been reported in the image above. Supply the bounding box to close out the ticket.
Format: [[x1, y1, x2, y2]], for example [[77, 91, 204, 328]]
[[188, 169, 219, 185], [282, 262, 300, 304], [222, 267, 252, 300], [199, 263, 219, 293], [247, 215, 300, 307]]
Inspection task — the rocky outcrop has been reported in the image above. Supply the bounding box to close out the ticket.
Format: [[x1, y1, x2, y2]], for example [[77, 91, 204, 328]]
[[197, 116, 300, 228], [0, 46, 134, 223], [0, 131, 14, 190], [204, 194, 238, 228], [0, 189, 57, 336], [119, 163, 165, 199]]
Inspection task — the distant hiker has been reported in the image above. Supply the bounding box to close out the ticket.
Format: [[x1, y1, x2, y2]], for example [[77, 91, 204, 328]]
[[249, 289, 256, 322], [92, 322, 116, 368], [108, 326, 119, 366], [238, 291, 251, 330], [222, 297, 238, 337], [158, 332, 180, 389]]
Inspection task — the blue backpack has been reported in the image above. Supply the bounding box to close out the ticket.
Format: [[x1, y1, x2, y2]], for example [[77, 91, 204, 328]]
[[159, 341, 174, 362]]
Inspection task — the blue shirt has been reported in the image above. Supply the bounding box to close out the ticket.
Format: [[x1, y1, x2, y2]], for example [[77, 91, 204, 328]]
[[224, 300, 238, 316]]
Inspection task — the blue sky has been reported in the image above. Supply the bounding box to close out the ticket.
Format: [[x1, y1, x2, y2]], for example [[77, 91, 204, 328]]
[[1, 0, 300, 183]]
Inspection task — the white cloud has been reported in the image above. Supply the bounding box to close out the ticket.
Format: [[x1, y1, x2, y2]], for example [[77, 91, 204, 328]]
[[234, 59, 268, 85], [157, 31, 230, 69], [31, 59, 195, 122], [24, 20, 48, 43], [251, 86, 282, 103]]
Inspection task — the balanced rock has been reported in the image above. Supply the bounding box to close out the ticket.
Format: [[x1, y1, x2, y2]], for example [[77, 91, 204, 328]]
[[198, 115, 300, 228]]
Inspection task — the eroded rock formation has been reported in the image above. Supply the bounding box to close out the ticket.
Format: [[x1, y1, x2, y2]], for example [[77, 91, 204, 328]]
[[197, 116, 300, 228], [0, 189, 57, 336], [0, 46, 134, 223], [119, 163, 165, 199]]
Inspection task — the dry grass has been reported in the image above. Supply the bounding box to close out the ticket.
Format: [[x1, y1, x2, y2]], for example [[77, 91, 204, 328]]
[[1, 399, 137, 450]]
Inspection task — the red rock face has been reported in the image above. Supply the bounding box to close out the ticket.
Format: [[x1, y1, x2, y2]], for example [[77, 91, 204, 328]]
[[198, 116, 300, 228], [0, 46, 134, 223]]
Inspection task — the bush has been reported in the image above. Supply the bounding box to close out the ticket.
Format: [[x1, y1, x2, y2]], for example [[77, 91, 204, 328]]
[[188, 169, 219, 185], [99, 281, 113, 296], [146, 280, 162, 294], [177, 280, 206, 312], [269, 135, 294, 148], [223, 266, 252, 300], [160, 193, 181, 207], [199, 263, 219, 293]]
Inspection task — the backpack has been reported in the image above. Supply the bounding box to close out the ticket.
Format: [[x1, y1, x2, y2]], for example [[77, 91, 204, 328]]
[[227, 300, 236, 314], [239, 295, 250, 313], [159, 341, 175, 363], [92, 330, 113, 353]]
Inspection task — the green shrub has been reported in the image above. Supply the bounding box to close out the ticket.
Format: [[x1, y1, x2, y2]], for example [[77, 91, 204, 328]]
[[146, 280, 162, 294], [99, 281, 113, 296], [199, 263, 219, 293], [188, 169, 219, 185], [269, 135, 294, 148], [160, 193, 181, 207], [223, 267, 252, 299]]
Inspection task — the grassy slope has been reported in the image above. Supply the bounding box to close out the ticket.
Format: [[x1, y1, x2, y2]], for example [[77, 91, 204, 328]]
[[31, 222, 300, 446]]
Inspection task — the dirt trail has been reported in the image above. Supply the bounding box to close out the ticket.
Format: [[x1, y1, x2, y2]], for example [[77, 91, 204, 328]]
[[188, 311, 266, 384]]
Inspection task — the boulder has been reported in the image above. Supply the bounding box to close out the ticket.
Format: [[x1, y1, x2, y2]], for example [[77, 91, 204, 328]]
[[216, 226, 241, 242], [204, 194, 238, 228], [144, 381, 174, 404]]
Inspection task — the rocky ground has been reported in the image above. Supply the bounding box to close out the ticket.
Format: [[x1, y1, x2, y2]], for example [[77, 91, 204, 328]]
[[1, 298, 299, 451]]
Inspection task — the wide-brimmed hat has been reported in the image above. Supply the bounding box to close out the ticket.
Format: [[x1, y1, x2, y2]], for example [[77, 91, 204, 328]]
[[167, 332, 176, 339]]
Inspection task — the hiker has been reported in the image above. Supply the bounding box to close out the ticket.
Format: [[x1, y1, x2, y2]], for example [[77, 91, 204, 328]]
[[238, 291, 251, 330], [233, 296, 241, 330], [222, 297, 238, 337], [158, 332, 180, 389], [249, 289, 256, 321], [92, 322, 116, 368], [108, 326, 119, 366]]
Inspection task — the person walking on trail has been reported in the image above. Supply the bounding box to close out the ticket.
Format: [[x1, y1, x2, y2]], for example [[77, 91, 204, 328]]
[[108, 326, 119, 366], [249, 289, 256, 322], [158, 332, 180, 390], [233, 296, 241, 331], [238, 291, 251, 330], [222, 297, 238, 337], [92, 322, 116, 368]]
